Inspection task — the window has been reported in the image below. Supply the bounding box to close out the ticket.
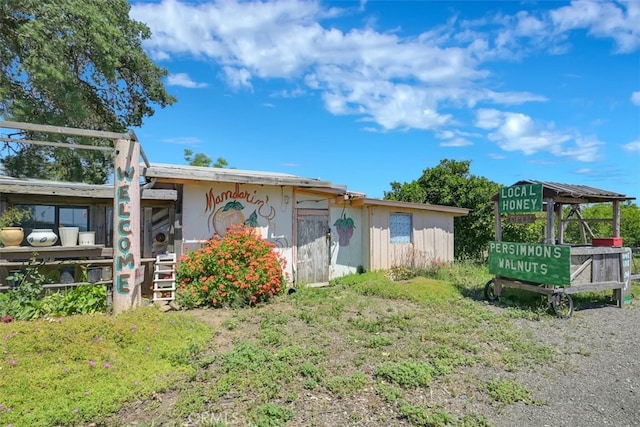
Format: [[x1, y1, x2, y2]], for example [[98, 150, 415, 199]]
[[390, 213, 412, 244], [16, 204, 89, 244]]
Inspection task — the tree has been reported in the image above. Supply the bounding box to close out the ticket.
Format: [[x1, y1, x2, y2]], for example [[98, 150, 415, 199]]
[[0, 0, 176, 183], [385, 159, 501, 260], [184, 149, 231, 168], [563, 201, 640, 247]]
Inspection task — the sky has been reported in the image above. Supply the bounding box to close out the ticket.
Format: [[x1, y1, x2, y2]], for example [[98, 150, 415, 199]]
[[128, 0, 640, 202]]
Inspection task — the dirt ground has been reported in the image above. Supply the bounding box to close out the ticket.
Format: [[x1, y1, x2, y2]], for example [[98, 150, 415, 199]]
[[105, 301, 640, 427]]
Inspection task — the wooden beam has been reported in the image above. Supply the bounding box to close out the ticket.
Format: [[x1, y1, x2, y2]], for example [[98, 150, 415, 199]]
[[556, 202, 563, 244], [0, 137, 113, 151], [613, 200, 621, 237], [494, 201, 502, 241], [554, 197, 590, 204], [0, 120, 130, 140], [0, 182, 176, 200], [112, 138, 141, 314], [545, 198, 555, 244]]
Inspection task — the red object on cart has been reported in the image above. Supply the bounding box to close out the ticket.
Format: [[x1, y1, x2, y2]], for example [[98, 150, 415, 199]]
[[592, 237, 623, 247]]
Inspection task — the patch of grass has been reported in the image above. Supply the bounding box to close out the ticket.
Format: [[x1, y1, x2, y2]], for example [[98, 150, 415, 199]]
[[0, 306, 213, 426], [367, 334, 393, 348], [376, 360, 435, 387], [324, 372, 368, 397], [399, 403, 457, 426], [486, 379, 532, 405], [2, 262, 563, 425], [345, 274, 463, 305], [251, 403, 294, 426], [375, 382, 404, 402]]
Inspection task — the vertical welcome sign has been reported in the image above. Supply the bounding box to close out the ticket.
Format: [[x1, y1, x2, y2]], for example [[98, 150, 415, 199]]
[[113, 138, 141, 314]]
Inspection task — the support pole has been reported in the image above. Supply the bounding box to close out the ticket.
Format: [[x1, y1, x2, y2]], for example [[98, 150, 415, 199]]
[[113, 138, 141, 314], [545, 198, 555, 245]]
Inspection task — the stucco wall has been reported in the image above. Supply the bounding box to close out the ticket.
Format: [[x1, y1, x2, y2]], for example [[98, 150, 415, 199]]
[[182, 182, 294, 277]]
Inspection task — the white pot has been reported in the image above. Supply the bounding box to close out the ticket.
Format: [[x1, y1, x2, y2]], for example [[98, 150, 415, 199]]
[[27, 229, 58, 247], [78, 231, 96, 246], [59, 227, 79, 247]]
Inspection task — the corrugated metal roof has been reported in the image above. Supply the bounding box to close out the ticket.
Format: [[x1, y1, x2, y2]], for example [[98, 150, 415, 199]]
[[144, 163, 337, 188], [493, 180, 635, 203]]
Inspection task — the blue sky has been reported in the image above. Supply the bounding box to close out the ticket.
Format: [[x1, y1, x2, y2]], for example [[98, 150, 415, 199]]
[[129, 0, 640, 201]]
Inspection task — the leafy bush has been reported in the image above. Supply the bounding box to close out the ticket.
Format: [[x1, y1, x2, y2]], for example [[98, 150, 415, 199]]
[[176, 225, 286, 308], [0, 260, 107, 321]]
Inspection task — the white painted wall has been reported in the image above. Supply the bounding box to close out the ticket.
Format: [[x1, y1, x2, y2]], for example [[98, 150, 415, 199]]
[[329, 205, 363, 279], [182, 182, 294, 277]]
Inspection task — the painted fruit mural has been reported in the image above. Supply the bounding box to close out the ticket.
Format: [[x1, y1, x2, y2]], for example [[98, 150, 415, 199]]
[[213, 201, 245, 236], [334, 214, 355, 246], [212, 201, 261, 236]]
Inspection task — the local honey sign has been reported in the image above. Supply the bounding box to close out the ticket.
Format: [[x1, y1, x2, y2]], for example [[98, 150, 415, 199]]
[[499, 184, 543, 213]]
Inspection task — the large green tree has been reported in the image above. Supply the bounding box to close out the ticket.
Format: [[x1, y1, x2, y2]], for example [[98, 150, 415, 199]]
[[0, 0, 175, 183], [385, 159, 502, 260]]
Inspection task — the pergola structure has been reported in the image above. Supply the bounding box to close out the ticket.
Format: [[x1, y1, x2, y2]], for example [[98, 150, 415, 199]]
[[0, 120, 143, 314]]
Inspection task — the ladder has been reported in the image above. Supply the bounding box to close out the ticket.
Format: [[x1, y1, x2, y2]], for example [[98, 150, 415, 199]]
[[152, 253, 176, 302]]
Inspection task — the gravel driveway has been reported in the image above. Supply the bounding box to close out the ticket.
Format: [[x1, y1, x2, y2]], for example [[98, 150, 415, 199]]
[[490, 304, 640, 427]]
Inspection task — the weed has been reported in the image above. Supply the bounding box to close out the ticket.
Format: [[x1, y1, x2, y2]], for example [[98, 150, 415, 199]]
[[376, 361, 434, 387], [367, 334, 393, 348], [486, 379, 532, 405], [376, 382, 404, 403], [399, 403, 457, 427], [252, 403, 294, 426], [324, 372, 368, 397]]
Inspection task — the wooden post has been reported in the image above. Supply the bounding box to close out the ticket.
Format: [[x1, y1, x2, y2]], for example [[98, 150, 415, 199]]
[[545, 198, 555, 245], [613, 200, 621, 238], [556, 202, 563, 244], [113, 138, 141, 314], [494, 201, 502, 241]]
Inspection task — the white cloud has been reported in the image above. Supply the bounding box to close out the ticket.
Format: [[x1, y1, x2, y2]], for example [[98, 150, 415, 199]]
[[549, 0, 640, 53], [166, 73, 208, 88], [631, 91, 640, 106], [162, 136, 202, 146], [474, 109, 602, 161], [223, 67, 252, 89], [488, 153, 506, 160], [574, 168, 592, 174], [130, 0, 638, 134], [130, 0, 547, 132], [623, 139, 640, 152], [439, 137, 472, 147]]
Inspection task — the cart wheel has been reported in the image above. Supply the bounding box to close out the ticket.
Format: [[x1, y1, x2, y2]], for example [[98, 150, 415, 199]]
[[551, 293, 574, 318], [484, 279, 498, 302]]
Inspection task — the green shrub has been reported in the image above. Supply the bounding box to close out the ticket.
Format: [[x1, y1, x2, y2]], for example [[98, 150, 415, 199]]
[[176, 225, 286, 309]]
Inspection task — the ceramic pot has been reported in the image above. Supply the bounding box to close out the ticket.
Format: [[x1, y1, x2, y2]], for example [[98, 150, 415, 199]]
[[27, 229, 58, 247], [78, 231, 96, 246], [0, 227, 25, 247], [59, 226, 79, 247]]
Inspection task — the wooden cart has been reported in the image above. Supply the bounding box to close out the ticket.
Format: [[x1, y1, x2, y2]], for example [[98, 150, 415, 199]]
[[485, 181, 634, 318]]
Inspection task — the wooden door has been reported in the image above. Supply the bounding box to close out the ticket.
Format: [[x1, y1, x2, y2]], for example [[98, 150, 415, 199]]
[[296, 210, 330, 284]]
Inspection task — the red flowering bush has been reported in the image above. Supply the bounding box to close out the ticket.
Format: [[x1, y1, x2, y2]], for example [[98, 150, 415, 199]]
[[176, 225, 287, 309]]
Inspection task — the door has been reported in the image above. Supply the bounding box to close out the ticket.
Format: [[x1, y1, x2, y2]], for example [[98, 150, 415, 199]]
[[296, 209, 330, 284]]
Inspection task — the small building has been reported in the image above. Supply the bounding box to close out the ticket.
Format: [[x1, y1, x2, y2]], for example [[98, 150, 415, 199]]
[[0, 164, 468, 289], [143, 163, 469, 284]]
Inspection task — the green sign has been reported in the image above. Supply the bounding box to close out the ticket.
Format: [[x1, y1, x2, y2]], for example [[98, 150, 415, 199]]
[[499, 184, 543, 213], [488, 241, 571, 286]]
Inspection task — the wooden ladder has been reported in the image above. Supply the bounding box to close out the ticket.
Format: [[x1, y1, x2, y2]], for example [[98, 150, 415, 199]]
[[152, 253, 176, 302]]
